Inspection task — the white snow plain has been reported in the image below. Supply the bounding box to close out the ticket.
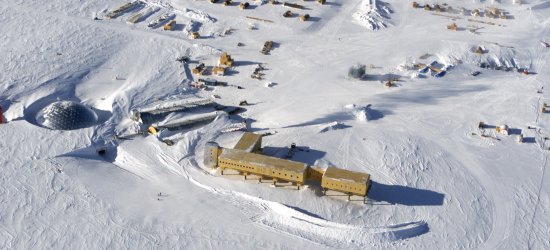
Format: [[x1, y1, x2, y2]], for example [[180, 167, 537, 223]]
[[1, 0, 550, 249]]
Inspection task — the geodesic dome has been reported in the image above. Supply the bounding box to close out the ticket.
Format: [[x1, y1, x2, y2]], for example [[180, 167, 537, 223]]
[[36, 101, 98, 130]]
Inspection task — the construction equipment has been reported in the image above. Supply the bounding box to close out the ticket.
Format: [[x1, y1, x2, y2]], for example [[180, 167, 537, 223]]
[[496, 125, 509, 135], [478, 122, 485, 129], [190, 32, 200, 39], [218, 52, 234, 67], [212, 66, 225, 76], [192, 63, 207, 75], [283, 10, 293, 17], [474, 46, 485, 54], [261, 41, 274, 54], [176, 56, 190, 63], [239, 2, 250, 10], [299, 14, 310, 21], [447, 22, 457, 31], [164, 20, 176, 31], [317, 0, 326, 5], [224, 0, 232, 5], [198, 78, 227, 86]]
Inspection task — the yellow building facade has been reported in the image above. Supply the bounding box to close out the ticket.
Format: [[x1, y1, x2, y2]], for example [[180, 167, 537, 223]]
[[321, 167, 371, 197], [218, 148, 307, 186]]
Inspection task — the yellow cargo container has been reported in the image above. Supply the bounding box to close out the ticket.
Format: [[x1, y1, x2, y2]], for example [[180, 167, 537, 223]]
[[218, 148, 307, 187], [233, 132, 262, 152], [321, 166, 371, 198]]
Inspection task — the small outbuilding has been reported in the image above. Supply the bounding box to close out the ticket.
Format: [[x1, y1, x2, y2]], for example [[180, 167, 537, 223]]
[[321, 166, 371, 202], [219, 52, 234, 67]]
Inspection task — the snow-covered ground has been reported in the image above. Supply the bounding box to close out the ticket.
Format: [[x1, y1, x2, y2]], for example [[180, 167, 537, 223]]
[[1, 0, 550, 248]]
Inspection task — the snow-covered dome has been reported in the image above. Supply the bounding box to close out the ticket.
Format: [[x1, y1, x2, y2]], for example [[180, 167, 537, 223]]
[[35, 101, 98, 130]]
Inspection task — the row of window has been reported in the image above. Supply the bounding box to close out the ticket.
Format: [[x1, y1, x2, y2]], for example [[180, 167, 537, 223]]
[[220, 161, 301, 180], [325, 182, 364, 192]]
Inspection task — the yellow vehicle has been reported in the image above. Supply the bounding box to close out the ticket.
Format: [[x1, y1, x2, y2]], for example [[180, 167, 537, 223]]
[[163, 20, 176, 31]]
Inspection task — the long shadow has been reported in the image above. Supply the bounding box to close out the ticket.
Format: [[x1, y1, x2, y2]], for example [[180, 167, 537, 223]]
[[56, 144, 118, 163], [235, 60, 262, 67], [285, 106, 390, 128], [286, 205, 325, 220], [362, 73, 402, 82], [523, 137, 536, 143], [368, 181, 444, 206], [174, 24, 185, 31], [284, 111, 355, 128]]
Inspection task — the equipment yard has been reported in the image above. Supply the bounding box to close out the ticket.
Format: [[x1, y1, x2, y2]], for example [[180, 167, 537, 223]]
[[1, 0, 550, 249]]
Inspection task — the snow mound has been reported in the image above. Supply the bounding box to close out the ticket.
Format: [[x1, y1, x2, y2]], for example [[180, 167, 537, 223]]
[[35, 101, 98, 130], [346, 104, 383, 122], [183, 8, 217, 23], [353, 0, 392, 30]]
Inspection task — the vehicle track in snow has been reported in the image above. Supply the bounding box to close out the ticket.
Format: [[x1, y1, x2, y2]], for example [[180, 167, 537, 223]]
[[526, 21, 550, 248]]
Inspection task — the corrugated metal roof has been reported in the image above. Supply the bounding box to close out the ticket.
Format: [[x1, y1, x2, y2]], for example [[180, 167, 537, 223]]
[[323, 166, 370, 184], [220, 148, 307, 173], [233, 132, 262, 152]]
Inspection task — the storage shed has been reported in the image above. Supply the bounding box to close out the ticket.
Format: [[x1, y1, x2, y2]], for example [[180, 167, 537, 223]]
[[219, 52, 234, 67], [321, 167, 371, 202]]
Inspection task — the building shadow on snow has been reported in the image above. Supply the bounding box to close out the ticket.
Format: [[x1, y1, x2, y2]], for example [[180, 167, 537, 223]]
[[368, 181, 444, 206], [522, 137, 536, 143], [362, 73, 402, 82], [285, 205, 325, 220], [284, 112, 355, 128]]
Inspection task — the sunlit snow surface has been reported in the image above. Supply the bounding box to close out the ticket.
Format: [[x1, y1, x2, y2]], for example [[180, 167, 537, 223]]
[[35, 101, 98, 130]]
